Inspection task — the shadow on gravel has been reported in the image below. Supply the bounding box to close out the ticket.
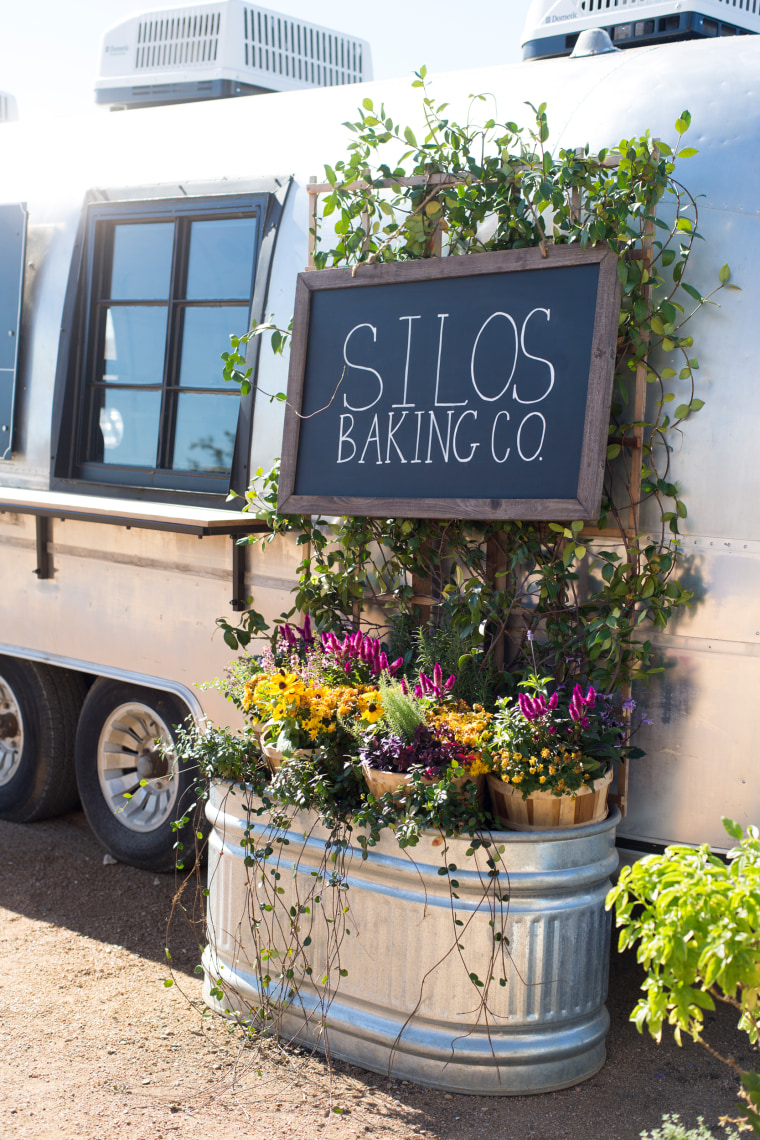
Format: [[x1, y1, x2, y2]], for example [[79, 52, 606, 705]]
[[1, 809, 758, 1139], [0, 810, 202, 976]]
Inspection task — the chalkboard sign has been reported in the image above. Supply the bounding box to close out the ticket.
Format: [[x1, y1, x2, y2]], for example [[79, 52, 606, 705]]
[[278, 245, 620, 519]]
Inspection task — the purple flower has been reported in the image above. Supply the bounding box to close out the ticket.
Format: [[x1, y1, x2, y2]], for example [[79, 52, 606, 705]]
[[518, 692, 535, 720], [526, 629, 534, 642], [622, 697, 637, 712]]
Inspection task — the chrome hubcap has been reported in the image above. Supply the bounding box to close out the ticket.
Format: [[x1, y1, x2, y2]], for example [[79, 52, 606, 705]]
[[97, 702, 179, 833], [0, 677, 23, 787]]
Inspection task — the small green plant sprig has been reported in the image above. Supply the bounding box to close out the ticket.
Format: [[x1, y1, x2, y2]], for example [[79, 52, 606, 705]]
[[640, 1116, 741, 1140], [220, 80, 735, 702], [607, 818, 760, 1134]]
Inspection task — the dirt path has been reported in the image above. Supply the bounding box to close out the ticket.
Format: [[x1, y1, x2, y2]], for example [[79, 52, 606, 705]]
[[0, 811, 754, 1140]]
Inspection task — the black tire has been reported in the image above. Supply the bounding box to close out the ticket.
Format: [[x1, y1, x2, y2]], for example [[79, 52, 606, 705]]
[[0, 656, 88, 822], [74, 679, 199, 872]]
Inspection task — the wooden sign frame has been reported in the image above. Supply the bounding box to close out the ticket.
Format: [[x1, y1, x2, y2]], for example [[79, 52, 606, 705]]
[[278, 244, 621, 520]]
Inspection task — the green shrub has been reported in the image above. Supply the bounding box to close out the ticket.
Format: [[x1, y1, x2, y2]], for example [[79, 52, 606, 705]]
[[640, 1115, 741, 1140], [608, 819, 760, 1134]]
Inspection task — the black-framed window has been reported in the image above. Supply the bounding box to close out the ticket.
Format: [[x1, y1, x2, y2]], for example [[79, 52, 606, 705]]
[[81, 197, 260, 493], [52, 181, 288, 504]]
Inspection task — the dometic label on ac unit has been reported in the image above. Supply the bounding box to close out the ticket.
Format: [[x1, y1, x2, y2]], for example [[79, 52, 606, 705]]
[[278, 245, 620, 520]]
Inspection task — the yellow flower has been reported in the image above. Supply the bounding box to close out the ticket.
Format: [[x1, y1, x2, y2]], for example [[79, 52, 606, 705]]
[[539, 775, 546, 784], [358, 692, 384, 723], [541, 748, 550, 759]]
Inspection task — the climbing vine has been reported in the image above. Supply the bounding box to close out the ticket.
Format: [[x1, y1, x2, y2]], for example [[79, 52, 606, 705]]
[[221, 76, 733, 703]]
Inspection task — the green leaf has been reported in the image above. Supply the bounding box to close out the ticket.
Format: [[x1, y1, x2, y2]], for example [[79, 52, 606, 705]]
[[675, 147, 698, 158], [633, 299, 648, 324], [718, 263, 731, 285], [723, 817, 743, 840], [680, 282, 703, 304], [404, 126, 417, 147], [163, 978, 174, 988]]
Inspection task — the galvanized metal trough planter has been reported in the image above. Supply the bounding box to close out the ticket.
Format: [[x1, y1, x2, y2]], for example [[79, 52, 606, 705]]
[[203, 780, 620, 1095]]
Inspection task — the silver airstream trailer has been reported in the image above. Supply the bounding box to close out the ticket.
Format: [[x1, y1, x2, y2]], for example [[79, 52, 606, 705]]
[[0, 0, 756, 869]]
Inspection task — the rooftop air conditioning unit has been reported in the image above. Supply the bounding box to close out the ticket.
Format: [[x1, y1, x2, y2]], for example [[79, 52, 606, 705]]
[[0, 91, 19, 122], [95, 0, 373, 109], [521, 0, 759, 60]]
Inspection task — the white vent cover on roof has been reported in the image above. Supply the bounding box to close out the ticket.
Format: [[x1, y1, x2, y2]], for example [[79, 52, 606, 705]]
[[95, 0, 372, 109], [522, 0, 759, 59], [0, 92, 19, 123]]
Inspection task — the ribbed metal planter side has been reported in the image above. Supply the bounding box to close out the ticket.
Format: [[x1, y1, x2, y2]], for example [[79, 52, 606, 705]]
[[203, 780, 619, 1095]]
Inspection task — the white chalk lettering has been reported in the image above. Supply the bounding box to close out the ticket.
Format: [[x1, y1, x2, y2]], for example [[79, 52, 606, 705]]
[[426, 409, 456, 464], [343, 323, 383, 411], [434, 313, 467, 407], [517, 411, 547, 461], [393, 315, 420, 408], [337, 414, 356, 463], [471, 312, 519, 402], [411, 410, 425, 463], [358, 413, 383, 464], [386, 411, 408, 463], [452, 410, 479, 463], [514, 308, 555, 404], [490, 409, 511, 463]]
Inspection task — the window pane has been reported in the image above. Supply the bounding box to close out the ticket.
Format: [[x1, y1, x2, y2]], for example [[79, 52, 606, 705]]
[[185, 218, 257, 300], [110, 223, 174, 300], [178, 307, 246, 389], [172, 392, 238, 472], [90, 389, 161, 466], [103, 306, 167, 386]]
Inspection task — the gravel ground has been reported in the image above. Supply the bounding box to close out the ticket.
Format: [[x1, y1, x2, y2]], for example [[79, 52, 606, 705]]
[[0, 810, 754, 1140]]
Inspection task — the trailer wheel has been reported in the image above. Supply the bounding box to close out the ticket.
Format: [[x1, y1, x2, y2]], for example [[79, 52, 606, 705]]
[[0, 656, 86, 822], [75, 680, 199, 872]]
